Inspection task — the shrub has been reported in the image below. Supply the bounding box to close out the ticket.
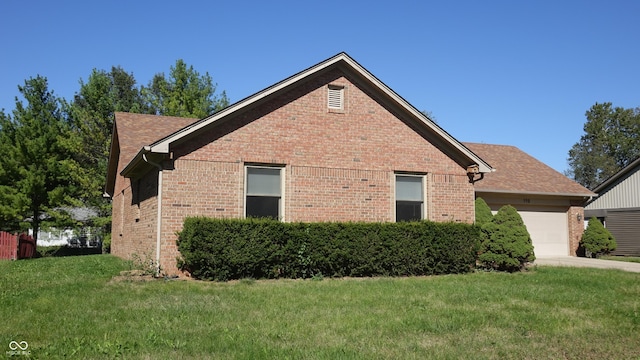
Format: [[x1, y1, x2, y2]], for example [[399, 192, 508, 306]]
[[478, 205, 535, 272], [177, 217, 481, 281], [474, 197, 493, 226], [580, 218, 616, 258]]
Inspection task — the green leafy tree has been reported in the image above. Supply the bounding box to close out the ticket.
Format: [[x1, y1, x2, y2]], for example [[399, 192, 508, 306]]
[[142, 59, 229, 118], [0, 76, 81, 239], [580, 218, 616, 258], [567, 102, 640, 189], [478, 205, 535, 272], [68, 66, 148, 231], [474, 197, 493, 226]]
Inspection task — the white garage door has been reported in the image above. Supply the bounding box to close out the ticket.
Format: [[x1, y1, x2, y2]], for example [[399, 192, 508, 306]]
[[518, 211, 569, 257]]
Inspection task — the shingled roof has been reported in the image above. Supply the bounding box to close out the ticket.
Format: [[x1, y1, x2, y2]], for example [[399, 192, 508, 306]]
[[464, 142, 594, 197], [105, 112, 198, 195]]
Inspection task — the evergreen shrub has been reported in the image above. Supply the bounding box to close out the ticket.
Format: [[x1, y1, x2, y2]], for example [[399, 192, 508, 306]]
[[580, 218, 616, 258], [177, 217, 481, 281], [474, 197, 493, 226], [478, 205, 535, 272]]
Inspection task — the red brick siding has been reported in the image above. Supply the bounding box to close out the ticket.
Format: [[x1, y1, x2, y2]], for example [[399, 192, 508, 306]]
[[111, 170, 159, 262], [430, 173, 475, 223], [160, 160, 244, 272], [173, 70, 464, 175], [568, 206, 585, 256], [287, 166, 392, 222]]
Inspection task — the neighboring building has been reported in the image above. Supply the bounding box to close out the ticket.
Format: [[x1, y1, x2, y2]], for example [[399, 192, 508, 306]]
[[464, 143, 595, 257], [30, 207, 100, 247], [106, 53, 493, 274], [585, 157, 640, 256]]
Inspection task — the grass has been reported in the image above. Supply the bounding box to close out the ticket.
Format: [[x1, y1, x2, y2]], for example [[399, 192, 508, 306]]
[[1, 255, 639, 359], [601, 255, 640, 264]]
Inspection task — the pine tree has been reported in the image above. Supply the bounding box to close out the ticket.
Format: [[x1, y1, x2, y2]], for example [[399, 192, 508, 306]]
[[68, 66, 148, 231], [142, 59, 229, 118], [0, 76, 80, 239]]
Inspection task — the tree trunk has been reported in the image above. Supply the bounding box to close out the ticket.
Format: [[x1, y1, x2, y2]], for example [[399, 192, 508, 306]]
[[32, 209, 39, 243]]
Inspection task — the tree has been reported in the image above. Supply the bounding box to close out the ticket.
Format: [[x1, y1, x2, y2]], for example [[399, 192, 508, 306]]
[[567, 102, 640, 189], [580, 218, 616, 258], [142, 59, 229, 118], [420, 110, 437, 123], [0, 76, 80, 239], [474, 197, 493, 226], [68, 66, 149, 232], [478, 205, 535, 272]]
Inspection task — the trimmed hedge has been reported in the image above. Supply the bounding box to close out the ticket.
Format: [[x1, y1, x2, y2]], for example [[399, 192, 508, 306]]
[[177, 217, 481, 281]]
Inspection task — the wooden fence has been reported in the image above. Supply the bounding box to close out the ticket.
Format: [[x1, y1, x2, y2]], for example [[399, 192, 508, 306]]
[[0, 231, 18, 260], [0, 231, 36, 260]]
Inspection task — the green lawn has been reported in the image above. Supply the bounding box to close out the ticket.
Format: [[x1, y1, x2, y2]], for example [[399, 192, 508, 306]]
[[1, 255, 639, 359], [601, 255, 640, 264]]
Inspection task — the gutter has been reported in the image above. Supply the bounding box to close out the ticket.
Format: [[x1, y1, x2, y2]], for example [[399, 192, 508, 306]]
[[142, 151, 163, 275]]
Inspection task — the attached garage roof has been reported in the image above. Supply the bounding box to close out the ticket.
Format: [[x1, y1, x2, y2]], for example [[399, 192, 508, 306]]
[[464, 142, 594, 197]]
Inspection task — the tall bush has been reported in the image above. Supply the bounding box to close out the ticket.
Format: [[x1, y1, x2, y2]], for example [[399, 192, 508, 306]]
[[478, 205, 535, 272], [580, 218, 616, 258]]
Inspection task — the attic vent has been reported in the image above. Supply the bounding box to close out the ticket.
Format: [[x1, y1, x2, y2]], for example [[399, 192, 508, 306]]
[[328, 85, 344, 110]]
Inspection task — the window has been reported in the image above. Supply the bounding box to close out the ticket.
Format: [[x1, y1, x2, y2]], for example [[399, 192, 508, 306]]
[[395, 175, 424, 222], [328, 85, 344, 110], [246, 166, 282, 220]]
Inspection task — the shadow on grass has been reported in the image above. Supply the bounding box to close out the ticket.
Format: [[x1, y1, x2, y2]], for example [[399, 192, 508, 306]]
[[35, 246, 103, 258]]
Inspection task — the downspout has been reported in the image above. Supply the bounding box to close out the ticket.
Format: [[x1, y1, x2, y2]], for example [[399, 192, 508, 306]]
[[143, 152, 163, 275]]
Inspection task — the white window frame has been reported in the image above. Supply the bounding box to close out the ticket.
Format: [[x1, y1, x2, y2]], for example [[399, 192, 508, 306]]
[[244, 165, 285, 221], [394, 173, 426, 222]]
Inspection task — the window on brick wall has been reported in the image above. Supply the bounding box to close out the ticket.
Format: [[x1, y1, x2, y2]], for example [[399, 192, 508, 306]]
[[245, 166, 283, 220], [328, 85, 344, 110], [395, 174, 425, 222]]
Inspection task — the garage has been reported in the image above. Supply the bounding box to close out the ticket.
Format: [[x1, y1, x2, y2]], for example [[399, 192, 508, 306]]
[[465, 142, 594, 258], [518, 210, 569, 257]]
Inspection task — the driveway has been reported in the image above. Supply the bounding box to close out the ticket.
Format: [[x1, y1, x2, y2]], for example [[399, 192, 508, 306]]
[[534, 257, 640, 273]]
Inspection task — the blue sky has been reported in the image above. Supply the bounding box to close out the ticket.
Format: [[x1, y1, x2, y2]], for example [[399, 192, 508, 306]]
[[1, 0, 638, 173]]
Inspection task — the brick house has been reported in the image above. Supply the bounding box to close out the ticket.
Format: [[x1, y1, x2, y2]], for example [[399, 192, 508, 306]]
[[105, 53, 494, 274]]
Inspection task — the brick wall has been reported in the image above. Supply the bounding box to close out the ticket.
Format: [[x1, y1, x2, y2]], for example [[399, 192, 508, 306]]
[[111, 169, 159, 263], [568, 206, 585, 256], [114, 68, 476, 275], [287, 166, 392, 222], [430, 173, 475, 223]]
